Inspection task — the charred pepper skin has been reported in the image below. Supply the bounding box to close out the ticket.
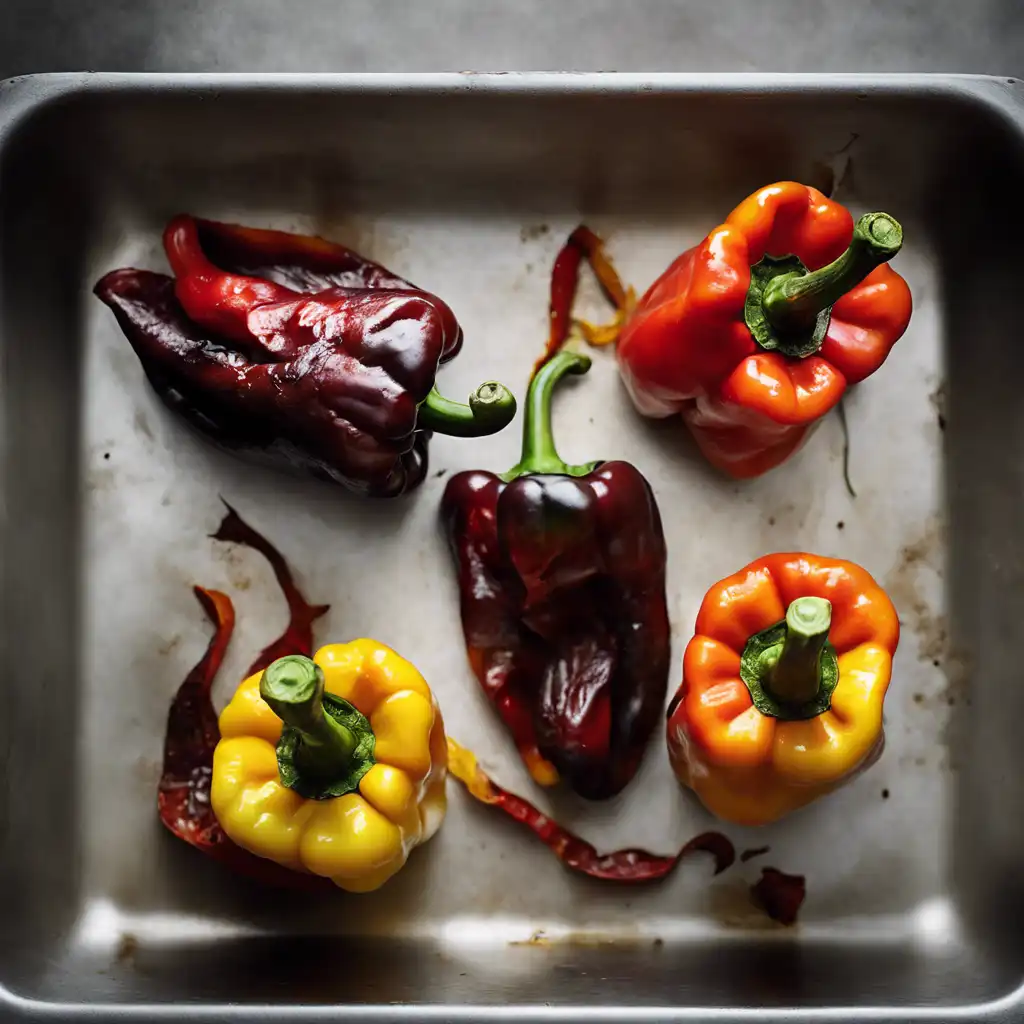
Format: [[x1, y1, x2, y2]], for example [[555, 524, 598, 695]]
[[95, 216, 515, 497], [442, 350, 670, 800]]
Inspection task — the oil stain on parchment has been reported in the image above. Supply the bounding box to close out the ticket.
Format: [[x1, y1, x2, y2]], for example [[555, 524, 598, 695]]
[[213, 540, 253, 592]]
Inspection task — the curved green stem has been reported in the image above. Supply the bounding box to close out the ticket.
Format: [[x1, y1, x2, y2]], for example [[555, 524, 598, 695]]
[[417, 381, 517, 437], [762, 212, 903, 333], [501, 349, 598, 481], [761, 597, 833, 705], [260, 655, 356, 780]]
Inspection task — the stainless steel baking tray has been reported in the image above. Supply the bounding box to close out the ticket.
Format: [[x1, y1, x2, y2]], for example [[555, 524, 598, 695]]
[[1, 72, 1022, 1022]]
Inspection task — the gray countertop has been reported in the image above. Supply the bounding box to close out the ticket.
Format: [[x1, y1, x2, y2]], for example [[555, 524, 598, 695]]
[[1, 0, 1021, 78]]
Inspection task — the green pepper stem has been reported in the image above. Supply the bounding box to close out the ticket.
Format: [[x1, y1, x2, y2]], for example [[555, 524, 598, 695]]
[[260, 655, 356, 779], [761, 212, 903, 333], [501, 349, 596, 481], [762, 597, 833, 706], [417, 381, 517, 437]]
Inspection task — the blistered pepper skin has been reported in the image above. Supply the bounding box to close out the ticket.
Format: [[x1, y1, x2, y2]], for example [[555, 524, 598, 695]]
[[212, 640, 447, 893], [617, 182, 912, 478], [666, 553, 899, 825]]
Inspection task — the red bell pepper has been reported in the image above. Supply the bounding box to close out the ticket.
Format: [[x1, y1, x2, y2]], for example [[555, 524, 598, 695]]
[[616, 182, 913, 478]]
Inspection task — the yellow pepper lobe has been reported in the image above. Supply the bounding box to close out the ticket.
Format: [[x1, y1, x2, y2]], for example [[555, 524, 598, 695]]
[[370, 690, 435, 781], [316, 639, 431, 711], [210, 640, 447, 892], [359, 763, 421, 840], [211, 737, 313, 871], [301, 793, 405, 888], [218, 673, 283, 744]]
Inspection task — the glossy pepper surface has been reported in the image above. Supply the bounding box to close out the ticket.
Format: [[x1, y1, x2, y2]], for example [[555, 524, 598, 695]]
[[95, 216, 516, 497], [667, 553, 899, 825], [212, 642, 447, 893], [158, 504, 444, 893], [442, 349, 670, 800], [617, 182, 913, 478]]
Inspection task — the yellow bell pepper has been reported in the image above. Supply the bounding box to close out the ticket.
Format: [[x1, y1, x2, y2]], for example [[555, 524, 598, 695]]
[[211, 639, 447, 893], [666, 552, 899, 825]]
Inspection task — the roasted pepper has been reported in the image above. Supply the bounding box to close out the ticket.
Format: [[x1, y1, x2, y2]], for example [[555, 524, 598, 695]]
[[442, 349, 670, 799], [616, 182, 913, 478], [667, 552, 899, 825], [95, 216, 516, 497], [213, 644, 447, 893]]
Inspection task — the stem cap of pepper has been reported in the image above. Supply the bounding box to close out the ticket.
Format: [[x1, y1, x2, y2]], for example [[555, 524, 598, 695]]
[[786, 595, 832, 639], [261, 654, 323, 716], [746, 211, 904, 360], [739, 597, 840, 721], [418, 381, 517, 438], [260, 654, 377, 800]]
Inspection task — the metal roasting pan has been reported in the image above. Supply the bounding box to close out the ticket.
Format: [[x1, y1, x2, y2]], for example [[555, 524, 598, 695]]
[[1, 72, 1022, 1022]]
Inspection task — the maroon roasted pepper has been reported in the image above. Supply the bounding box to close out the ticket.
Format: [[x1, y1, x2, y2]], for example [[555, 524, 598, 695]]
[[94, 217, 516, 497], [442, 349, 670, 799]]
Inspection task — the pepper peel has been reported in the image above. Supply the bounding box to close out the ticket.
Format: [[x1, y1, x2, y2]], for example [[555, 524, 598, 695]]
[[667, 552, 900, 825]]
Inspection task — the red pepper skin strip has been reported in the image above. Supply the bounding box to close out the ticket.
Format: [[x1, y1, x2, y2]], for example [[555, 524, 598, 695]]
[[157, 509, 332, 890], [211, 501, 329, 676], [156, 587, 330, 890], [536, 226, 632, 374], [157, 585, 233, 848], [447, 739, 735, 882]]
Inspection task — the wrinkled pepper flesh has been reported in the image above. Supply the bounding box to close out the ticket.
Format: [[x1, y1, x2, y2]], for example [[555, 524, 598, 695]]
[[442, 348, 670, 799], [95, 216, 516, 497], [617, 182, 913, 478], [667, 552, 899, 825]]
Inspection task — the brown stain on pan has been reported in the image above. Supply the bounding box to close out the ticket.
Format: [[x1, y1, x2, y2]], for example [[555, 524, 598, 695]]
[[884, 516, 948, 666]]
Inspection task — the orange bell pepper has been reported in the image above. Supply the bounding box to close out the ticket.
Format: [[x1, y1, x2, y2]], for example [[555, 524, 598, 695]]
[[616, 182, 913, 478], [667, 552, 899, 825]]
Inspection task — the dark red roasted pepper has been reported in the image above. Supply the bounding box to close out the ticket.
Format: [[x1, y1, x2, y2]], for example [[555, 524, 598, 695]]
[[95, 217, 516, 497], [442, 349, 670, 799]]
